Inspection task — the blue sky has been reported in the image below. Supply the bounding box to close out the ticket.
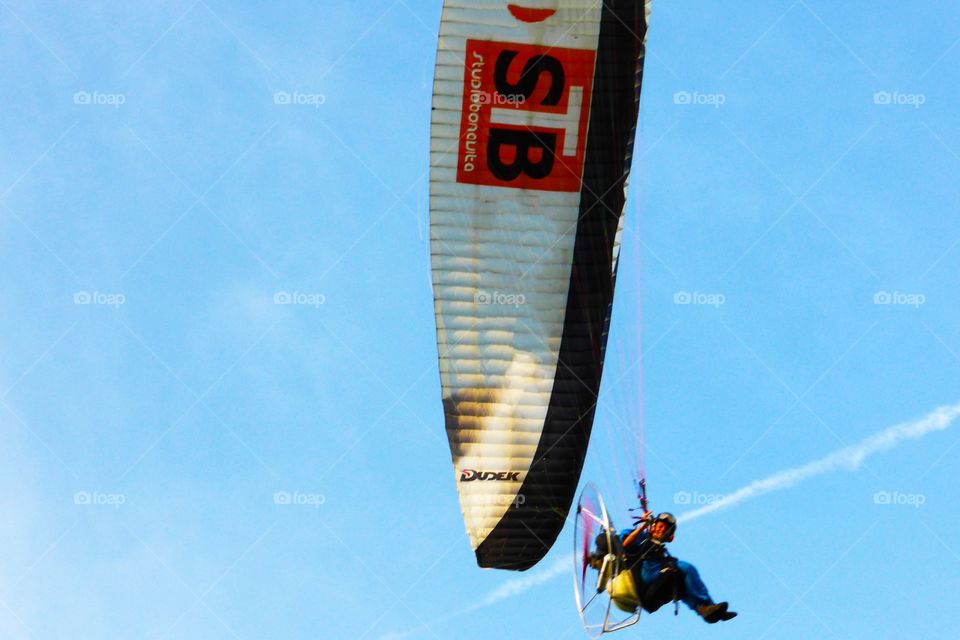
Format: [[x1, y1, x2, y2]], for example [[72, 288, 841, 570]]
[[1, 1, 959, 638]]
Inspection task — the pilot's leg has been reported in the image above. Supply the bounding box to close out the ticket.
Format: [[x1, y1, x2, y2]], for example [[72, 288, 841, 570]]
[[675, 560, 713, 610]]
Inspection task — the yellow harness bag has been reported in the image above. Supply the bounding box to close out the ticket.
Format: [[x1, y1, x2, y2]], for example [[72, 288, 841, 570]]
[[606, 569, 640, 613]]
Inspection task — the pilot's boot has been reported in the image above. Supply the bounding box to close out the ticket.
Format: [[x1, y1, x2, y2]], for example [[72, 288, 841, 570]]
[[697, 602, 737, 623]]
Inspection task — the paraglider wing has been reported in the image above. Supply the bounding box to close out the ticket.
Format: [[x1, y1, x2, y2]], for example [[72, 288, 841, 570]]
[[430, 0, 651, 570]]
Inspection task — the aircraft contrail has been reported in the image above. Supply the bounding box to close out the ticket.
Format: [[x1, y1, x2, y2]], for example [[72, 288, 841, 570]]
[[379, 557, 568, 640], [383, 402, 960, 638], [678, 401, 960, 522]]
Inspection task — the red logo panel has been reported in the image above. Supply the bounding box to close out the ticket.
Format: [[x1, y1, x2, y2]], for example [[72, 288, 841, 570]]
[[457, 39, 595, 192]]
